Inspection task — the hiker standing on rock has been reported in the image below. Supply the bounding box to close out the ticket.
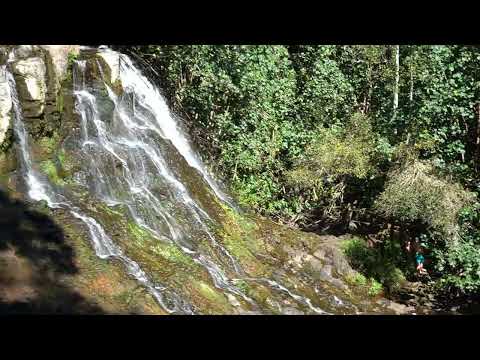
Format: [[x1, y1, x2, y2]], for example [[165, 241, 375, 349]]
[[405, 240, 428, 275], [415, 247, 428, 275]]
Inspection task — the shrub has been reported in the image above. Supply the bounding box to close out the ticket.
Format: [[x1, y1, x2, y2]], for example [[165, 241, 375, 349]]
[[342, 237, 407, 293], [374, 158, 475, 240], [368, 279, 383, 296], [291, 46, 355, 127], [288, 113, 378, 184], [434, 239, 480, 293], [286, 114, 384, 225], [432, 203, 480, 293]]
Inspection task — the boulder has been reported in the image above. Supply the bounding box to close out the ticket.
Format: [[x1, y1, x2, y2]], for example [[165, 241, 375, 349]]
[[330, 278, 348, 290], [0, 46, 11, 65], [40, 45, 80, 91], [13, 45, 41, 60], [313, 239, 356, 277], [11, 57, 47, 118], [96, 49, 120, 86], [386, 301, 415, 314], [307, 256, 324, 273]]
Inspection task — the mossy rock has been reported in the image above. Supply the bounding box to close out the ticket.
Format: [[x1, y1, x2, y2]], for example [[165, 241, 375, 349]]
[[0, 127, 14, 154], [0, 149, 16, 176], [52, 208, 168, 314]]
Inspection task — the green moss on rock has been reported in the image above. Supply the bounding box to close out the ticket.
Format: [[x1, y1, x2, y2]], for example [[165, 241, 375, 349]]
[[0, 127, 13, 154], [56, 91, 64, 113], [39, 159, 65, 186], [127, 221, 152, 244], [217, 205, 269, 276], [190, 280, 233, 313], [151, 242, 196, 268]]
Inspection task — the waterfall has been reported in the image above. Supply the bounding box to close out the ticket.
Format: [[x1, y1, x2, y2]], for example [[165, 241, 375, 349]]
[[5, 63, 193, 315], [4, 47, 335, 314], [73, 53, 255, 306], [6, 66, 59, 207], [113, 51, 236, 209]]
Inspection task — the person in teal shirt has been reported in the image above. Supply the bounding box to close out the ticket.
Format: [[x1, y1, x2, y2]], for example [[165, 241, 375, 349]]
[[415, 248, 427, 274]]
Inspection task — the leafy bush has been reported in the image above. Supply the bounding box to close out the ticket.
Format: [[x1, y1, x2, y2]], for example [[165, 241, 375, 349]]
[[286, 114, 384, 225], [343, 237, 407, 293], [288, 113, 378, 183], [67, 51, 79, 67], [374, 158, 475, 239], [289, 46, 355, 127], [432, 203, 480, 293], [435, 239, 480, 293], [368, 279, 384, 297], [373, 157, 479, 294], [345, 271, 384, 297]]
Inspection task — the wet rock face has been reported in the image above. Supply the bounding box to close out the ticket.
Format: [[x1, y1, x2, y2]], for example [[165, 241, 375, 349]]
[[283, 307, 305, 315], [96, 50, 120, 86], [0, 46, 11, 65], [40, 45, 79, 85], [13, 45, 42, 60], [12, 57, 47, 118], [0, 45, 83, 149], [1, 45, 79, 123], [282, 235, 356, 292]]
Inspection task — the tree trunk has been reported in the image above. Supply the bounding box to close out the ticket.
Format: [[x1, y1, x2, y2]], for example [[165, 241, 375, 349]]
[[475, 102, 480, 171], [409, 66, 413, 102], [392, 45, 400, 120]]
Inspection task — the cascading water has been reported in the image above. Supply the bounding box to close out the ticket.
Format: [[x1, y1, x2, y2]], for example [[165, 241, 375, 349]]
[[6, 66, 58, 207], [114, 52, 236, 209], [5, 46, 339, 314], [73, 53, 256, 307], [5, 61, 193, 314]]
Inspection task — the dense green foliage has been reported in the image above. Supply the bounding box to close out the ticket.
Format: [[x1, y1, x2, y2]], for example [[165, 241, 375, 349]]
[[343, 237, 408, 294], [128, 45, 480, 298], [375, 158, 474, 239], [433, 204, 480, 293], [286, 113, 384, 226]]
